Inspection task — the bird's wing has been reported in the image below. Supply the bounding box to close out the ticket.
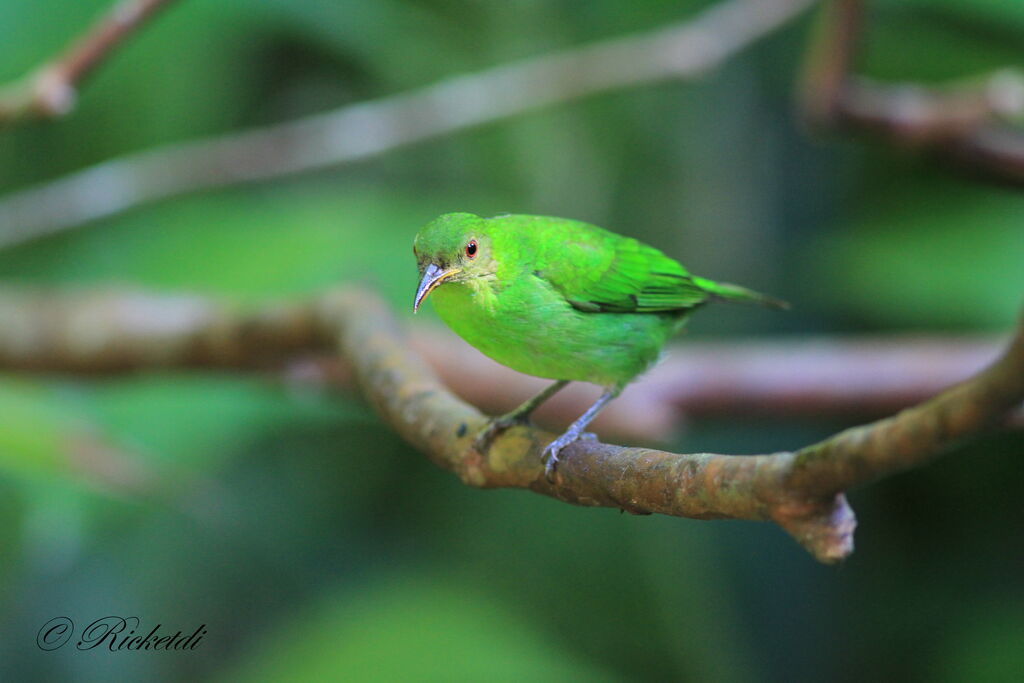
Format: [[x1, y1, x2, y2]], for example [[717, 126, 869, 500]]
[[536, 234, 710, 314]]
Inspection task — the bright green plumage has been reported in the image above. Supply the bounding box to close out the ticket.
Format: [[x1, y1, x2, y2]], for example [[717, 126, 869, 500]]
[[412, 212, 785, 475]]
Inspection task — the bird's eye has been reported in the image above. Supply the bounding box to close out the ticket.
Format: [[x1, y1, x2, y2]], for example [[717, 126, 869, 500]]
[[465, 240, 478, 258]]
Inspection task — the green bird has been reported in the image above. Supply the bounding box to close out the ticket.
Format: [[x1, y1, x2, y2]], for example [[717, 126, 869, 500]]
[[413, 212, 786, 479]]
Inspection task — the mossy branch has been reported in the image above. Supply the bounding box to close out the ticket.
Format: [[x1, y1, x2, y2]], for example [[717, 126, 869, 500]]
[[0, 287, 1020, 563], [318, 290, 1024, 564]]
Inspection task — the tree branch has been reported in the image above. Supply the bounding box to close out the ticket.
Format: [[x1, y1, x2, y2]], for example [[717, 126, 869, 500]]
[[801, 0, 1024, 182], [320, 289, 1023, 563], [0, 286, 1020, 561], [361, 331, 1022, 438], [0, 0, 180, 125], [0, 0, 817, 249]]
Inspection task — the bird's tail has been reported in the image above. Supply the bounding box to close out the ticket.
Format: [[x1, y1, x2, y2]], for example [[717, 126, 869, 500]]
[[693, 277, 790, 310]]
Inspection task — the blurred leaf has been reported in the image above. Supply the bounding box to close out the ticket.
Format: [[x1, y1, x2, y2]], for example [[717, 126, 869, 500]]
[[936, 602, 1024, 683], [88, 375, 359, 470], [900, 0, 1024, 33], [259, 0, 474, 90], [0, 477, 25, 601], [0, 184, 509, 309], [863, 9, 1023, 83], [219, 576, 619, 683], [808, 178, 1024, 328], [0, 379, 95, 482]]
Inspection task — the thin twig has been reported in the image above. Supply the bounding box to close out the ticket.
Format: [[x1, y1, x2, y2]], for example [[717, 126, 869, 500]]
[[0, 0, 818, 249], [801, 0, 1024, 181], [0, 0, 180, 124]]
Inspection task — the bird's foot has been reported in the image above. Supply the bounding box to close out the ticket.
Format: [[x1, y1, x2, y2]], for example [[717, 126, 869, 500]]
[[473, 413, 529, 453], [543, 430, 592, 482]]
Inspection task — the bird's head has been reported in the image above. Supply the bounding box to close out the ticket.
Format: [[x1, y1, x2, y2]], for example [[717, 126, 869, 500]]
[[412, 212, 496, 312]]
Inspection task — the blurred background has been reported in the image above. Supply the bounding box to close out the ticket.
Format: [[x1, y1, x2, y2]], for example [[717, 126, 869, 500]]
[[0, 0, 1023, 680]]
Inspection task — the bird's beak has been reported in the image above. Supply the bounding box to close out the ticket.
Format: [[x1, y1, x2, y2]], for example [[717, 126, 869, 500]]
[[413, 263, 460, 313]]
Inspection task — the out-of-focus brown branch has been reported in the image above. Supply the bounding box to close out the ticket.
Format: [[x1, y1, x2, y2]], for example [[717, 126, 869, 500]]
[[0, 287, 1021, 562], [0, 0, 180, 125], [0, 289, 1007, 441], [0, 0, 817, 249], [801, 0, 1024, 182], [0, 289, 327, 371], [414, 329, 1007, 427]]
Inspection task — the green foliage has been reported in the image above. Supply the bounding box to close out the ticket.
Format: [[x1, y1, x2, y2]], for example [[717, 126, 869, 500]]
[[865, 3, 1024, 81], [0, 380, 82, 481], [220, 577, 620, 682], [810, 175, 1024, 328], [937, 602, 1024, 683], [0, 184, 502, 305], [0, 1, 1022, 681]]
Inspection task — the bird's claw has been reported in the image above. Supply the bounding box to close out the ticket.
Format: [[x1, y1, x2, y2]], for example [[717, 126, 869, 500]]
[[542, 432, 587, 482], [543, 444, 561, 482], [473, 414, 528, 453]]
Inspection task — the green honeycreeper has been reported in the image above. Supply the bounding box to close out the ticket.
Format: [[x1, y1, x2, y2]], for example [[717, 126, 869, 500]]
[[413, 213, 786, 479]]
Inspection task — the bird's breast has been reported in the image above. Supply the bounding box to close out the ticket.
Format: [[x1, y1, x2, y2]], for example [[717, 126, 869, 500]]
[[429, 277, 681, 386]]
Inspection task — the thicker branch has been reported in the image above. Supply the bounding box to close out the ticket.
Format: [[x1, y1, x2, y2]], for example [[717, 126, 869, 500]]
[[319, 290, 1024, 563], [787, 325, 1024, 496], [1, 287, 1020, 562]]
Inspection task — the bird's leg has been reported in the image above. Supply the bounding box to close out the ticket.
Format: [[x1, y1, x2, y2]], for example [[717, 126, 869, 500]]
[[543, 386, 621, 481], [473, 380, 570, 452]]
